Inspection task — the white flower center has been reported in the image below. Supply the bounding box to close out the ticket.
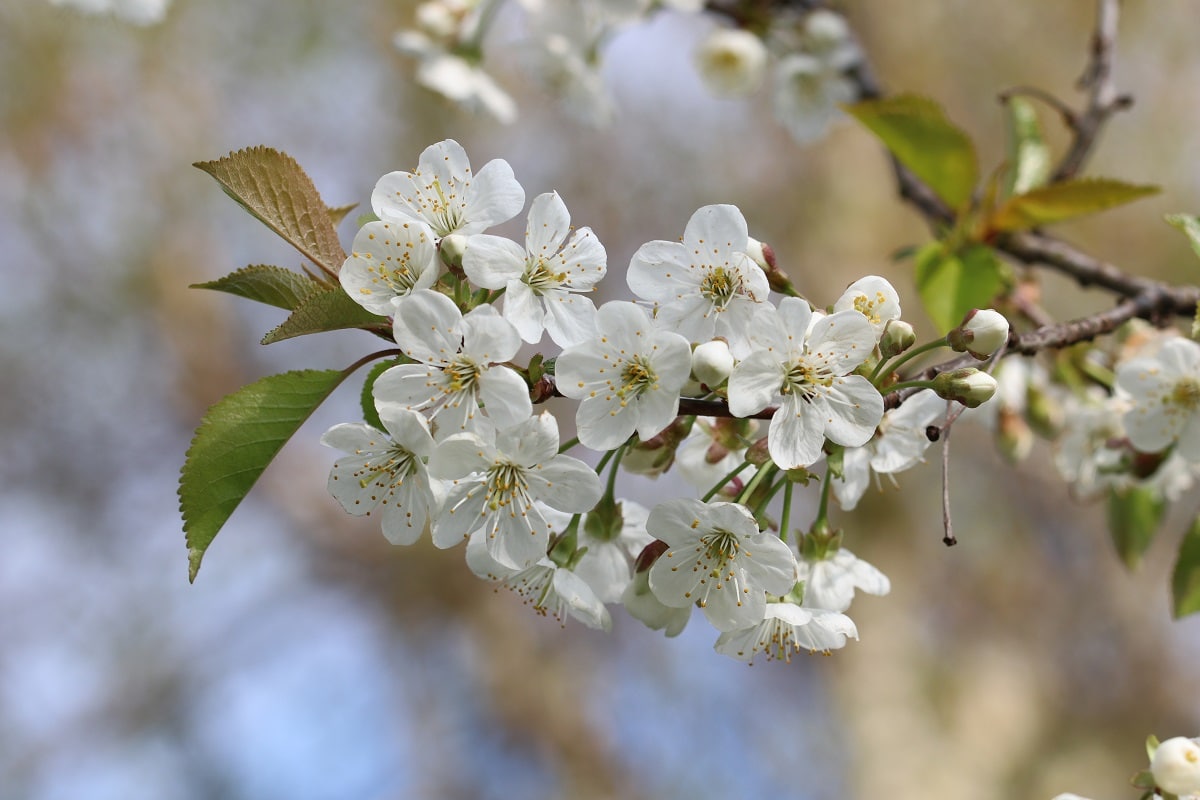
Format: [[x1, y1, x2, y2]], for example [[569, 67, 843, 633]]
[[1170, 377, 1200, 411], [485, 460, 529, 512], [443, 356, 481, 394], [699, 266, 743, 311], [617, 356, 658, 403], [353, 446, 420, 490], [523, 258, 566, 296], [702, 528, 741, 565], [781, 357, 834, 400], [852, 291, 887, 325], [423, 178, 464, 235]]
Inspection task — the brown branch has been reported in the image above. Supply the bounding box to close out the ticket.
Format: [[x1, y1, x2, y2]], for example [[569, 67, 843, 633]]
[[1052, 0, 1134, 181]]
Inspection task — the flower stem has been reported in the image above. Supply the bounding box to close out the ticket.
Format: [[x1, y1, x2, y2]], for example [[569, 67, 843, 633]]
[[557, 436, 580, 455], [780, 481, 795, 543], [871, 337, 949, 386], [701, 458, 753, 502], [886, 379, 937, 394], [813, 468, 834, 533]]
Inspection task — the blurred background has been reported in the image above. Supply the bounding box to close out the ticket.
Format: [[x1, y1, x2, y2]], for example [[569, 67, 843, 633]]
[[3, 1, 1200, 798]]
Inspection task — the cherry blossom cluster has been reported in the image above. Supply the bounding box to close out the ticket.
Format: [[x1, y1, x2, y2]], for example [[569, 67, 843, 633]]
[[392, 1, 862, 141], [321, 138, 1013, 662]]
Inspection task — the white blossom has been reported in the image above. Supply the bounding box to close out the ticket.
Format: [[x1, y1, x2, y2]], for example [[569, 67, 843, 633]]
[[340, 220, 441, 315], [1151, 737, 1200, 797], [832, 388, 945, 511], [466, 533, 611, 630], [647, 499, 798, 632], [695, 28, 769, 97], [555, 301, 693, 450], [622, 567, 691, 637], [428, 412, 602, 569], [320, 409, 437, 545], [49, 0, 170, 25], [372, 139, 525, 239], [1116, 337, 1200, 462], [463, 191, 606, 346], [627, 204, 769, 356], [795, 547, 890, 612], [520, 0, 616, 126], [713, 601, 858, 663], [574, 500, 653, 604], [832, 275, 901, 340], [375, 290, 531, 435], [727, 297, 883, 469]]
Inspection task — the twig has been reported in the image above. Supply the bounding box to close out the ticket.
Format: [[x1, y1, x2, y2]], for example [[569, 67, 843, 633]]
[[1052, 0, 1134, 181]]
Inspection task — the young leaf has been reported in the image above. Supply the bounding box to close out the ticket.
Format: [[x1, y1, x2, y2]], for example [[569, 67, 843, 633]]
[[261, 288, 388, 345], [1003, 96, 1051, 197], [328, 202, 358, 227], [180, 368, 351, 582], [1106, 486, 1165, 570], [845, 94, 978, 210], [1165, 213, 1200, 261], [359, 358, 404, 430], [990, 178, 1159, 233], [192, 264, 324, 311], [1171, 513, 1200, 618], [913, 242, 1007, 334], [194, 146, 347, 277]]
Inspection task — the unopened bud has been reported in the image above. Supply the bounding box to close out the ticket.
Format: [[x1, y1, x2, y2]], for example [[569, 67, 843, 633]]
[[622, 416, 693, 476], [878, 319, 917, 359], [746, 237, 775, 272], [695, 28, 768, 96], [692, 339, 734, 387], [948, 309, 1010, 359], [932, 368, 998, 408], [745, 435, 772, 466], [439, 233, 468, 269], [1150, 737, 1200, 796]]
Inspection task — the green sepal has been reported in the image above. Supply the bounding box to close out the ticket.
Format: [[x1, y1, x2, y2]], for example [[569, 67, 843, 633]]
[[913, 241, 1008, 334], [261, 288, 388, 344], [180, 367, 355, 582], [1131, 769, 1156, 791], [1003, 96, 1052, 197], [845, 94, 978, 210], [191, 264, 325, 310], [359, 358, 405, 430], [1171, 513, 1200, 618], [1105, 486, 1165, 570], [583, 494, 624, 543], [194, 146, 347, 276], [990, 178, 1159, 233], [1146, 734, 1161, 762]]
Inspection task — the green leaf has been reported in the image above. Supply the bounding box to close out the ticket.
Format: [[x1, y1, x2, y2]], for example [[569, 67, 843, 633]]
[[913, 242, 1007, 334], [180, 368, 351, 581], [845, 94, 978, 209], [1165, 213, 1200, 261], [1171, 514, 1200, 618], [1131, 768, 1157, 790], [191, 264, 325, 310], [1003, 96, 1052, 197], [1146, 735, 1161, 762], [261, 288, 388, 345], [1106, 486, 1165, 569], [991, 178, 1159, 232], [195, 146, 347, 276], [359, 358, 403, 430]]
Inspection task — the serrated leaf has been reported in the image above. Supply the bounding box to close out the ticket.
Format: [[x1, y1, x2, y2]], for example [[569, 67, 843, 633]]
[[1106, 486, 1165, 570], [913, 242, 1007, 334], [1165, 213, 1200, 261], [1171, 514, 1200, 618], [180, 368, 350, 581], [1004, 96, 1052, 197], [991, 178, 1159, 232], [195, 146, 347, 276], [846, 94, 978, 209], [191, 264, 325, 310], [328, 202, 358, 227], [261, 288, 388, 345], [360, 358, 404, 430]]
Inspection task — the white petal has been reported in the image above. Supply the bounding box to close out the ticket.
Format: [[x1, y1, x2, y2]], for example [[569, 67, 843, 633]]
[[576, 394, 636, 451], [832, 446, 871, 511], [500, 412, 559, 467], [476, 366, 532, 428], [627, 240, 690, 302], [768, 396, 827, 469], [392, 290, 463, 364], [501, 280, 546, 344], [728, 351, 784, 417], [464, 158, 525, 233], [528, 456, 603, 512], [542, 292, 597, 347], [462, 234, 526, 289], [525, 191, 571, 254], [822, 376, 884, 447], [461, 304, 522, 363]]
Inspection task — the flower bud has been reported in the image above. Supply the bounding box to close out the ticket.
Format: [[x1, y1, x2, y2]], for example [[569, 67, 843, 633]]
[[1150, 736, 1200, 796], [622, 416, 693, 476], [932, 368, 998, 408], [803, 10, 851, 50], [746, 237, 776, 273], [878, 319, 917, 359], [439, 232, 468, 269], [695, 28, 768, 97], [948, 309, 1010, 359], [692, 339, 734, 387], [621, 561, 690, 637], [415, 1, 459, 39]]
